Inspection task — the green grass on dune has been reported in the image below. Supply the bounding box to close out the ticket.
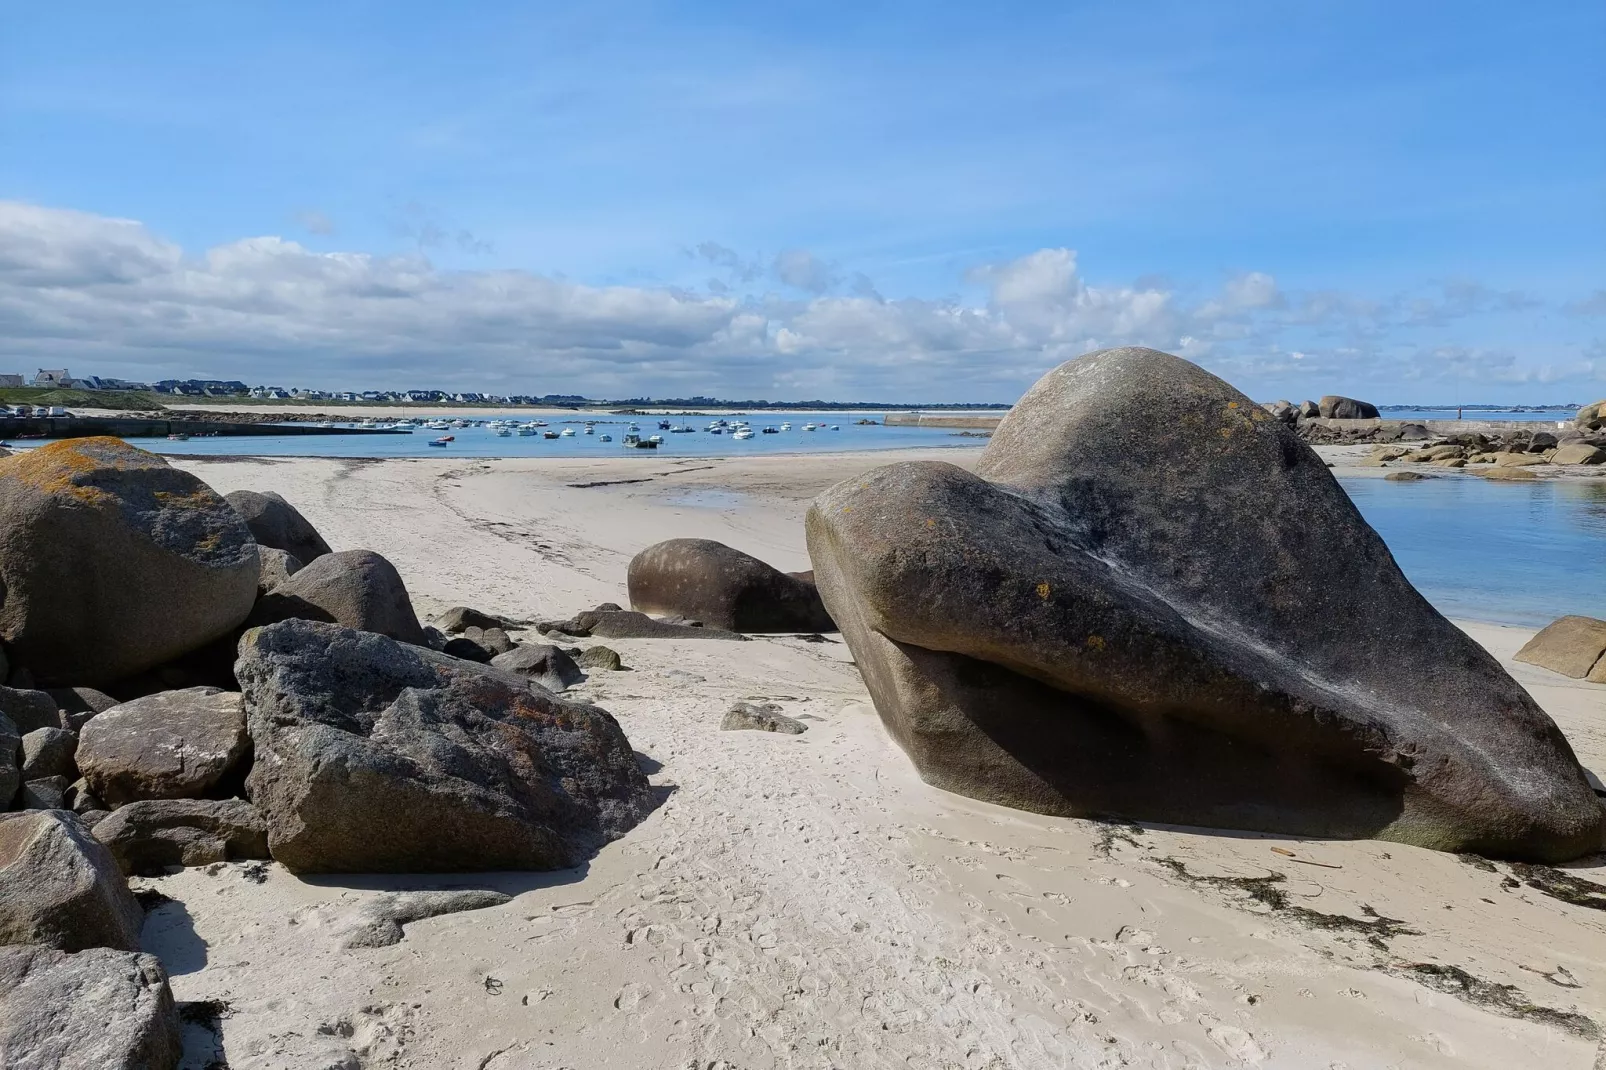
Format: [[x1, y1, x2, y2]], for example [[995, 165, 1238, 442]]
[[0, 388, 168, 411]]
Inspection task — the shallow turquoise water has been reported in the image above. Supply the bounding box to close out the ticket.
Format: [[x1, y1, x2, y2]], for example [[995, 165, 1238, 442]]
[[1338, 475, 1606, 627]]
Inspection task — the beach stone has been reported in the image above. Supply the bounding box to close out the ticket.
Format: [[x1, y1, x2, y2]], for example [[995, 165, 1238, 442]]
[[1553, 443, 1606, 466], [1385, 471, 1431, 482], [339, 890, 511, 949], [1432, 457, 1467, 468], [256, 545, 303, 594], [17, 778, 68, 810], [628, 539, 836, 633], [1296, 400, 1319, 418], [1479, 467, 1538, 481], [1514, 616, 1606, 680], [64, 779, 103, 815], [442, 637, 493, 663], [249, 549, 426, 644], [434, 607, 515, 634], [489, 643, 584, 692], [92, 799, 269, 876], [18, 728, 74, 781], [0, 715, 17, 807], [76, 687, 249, 807], [1266, 400, 1297, 425], [0, 944, 180, 1070], [0, 810, 142, 952], [578, 646, 623, 671], [721, 702, 807, 735], [807, 346, 1605, 862], [0, 688, 64, 735], [1318, 395, 1380, 419], [1575, 400, 1605, 430], [464, 626, 516, 655], [1496, 451, 1550, 467], [237, 619, 654, 873], [559, 607, 748, 642], [225, 489, 332, 564], [0, 438, 258, 686], [45, 687, 119, 730], [1528, 431, 1559, 452]]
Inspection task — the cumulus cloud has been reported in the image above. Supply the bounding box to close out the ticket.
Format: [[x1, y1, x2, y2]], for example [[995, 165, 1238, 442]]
[[0, 201, 1584, 399]]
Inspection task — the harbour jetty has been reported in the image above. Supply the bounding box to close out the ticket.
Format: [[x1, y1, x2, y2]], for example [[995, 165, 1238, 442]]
[[0, 415, 410, 441]]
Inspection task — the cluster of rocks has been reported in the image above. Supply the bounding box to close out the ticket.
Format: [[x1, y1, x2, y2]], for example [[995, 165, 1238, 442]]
[[1265, 395, 1381, 424], [0, 437, 662, 1067], [1361, 428, 1606, 472], [806, 347, 1605, 863]]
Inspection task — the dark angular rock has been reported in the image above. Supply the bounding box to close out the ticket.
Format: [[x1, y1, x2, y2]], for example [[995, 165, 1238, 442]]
[[0, 945, 181, 1070], [1297, 399, 1320, 418], [225, 489, 332, 564], [0, 715, 16, 808], [806, 346, 1604, 862], [44, 687, 119, 731], [553, 607, 748, 642], [64, 778, 103, 816], [248, 549, 426, 644], [92, 799, 270, 876], [0, 438, 259, 686], [0, 688, 64, 735], [19, 728, 75, 781], [237, 620, 654, 872], [489, 644, 584, 692], [463, 626, 515, 655], [434, 607, 517, 634], [76, 688, 249, 807], [18, 778, 68, 810], [628, 538, 836, 633], [442, 637, 493, 663], [0, 810, 142, 952]]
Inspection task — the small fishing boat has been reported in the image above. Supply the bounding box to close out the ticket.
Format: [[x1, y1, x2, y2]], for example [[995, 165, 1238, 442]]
[[167, 433, 190, 441], [658, 420, 672, 430], [647, 434, 664, 444], [830, 424, 841, 430], [428, 436, 453, 447], [560, 427, 576, 437], [599, 433, 613, 442], [622, 433, 658, 449], [543, 430, 560, 439], [761, 426, 779, 434], [780, 422, 792, 431], [495, 428, 512, 437], [708, 427, 723, 435], [731, 428, 755, 440], [584, 425, 594, 435], [803, 423, 817, 431], [627, 423, 641, 432], [516, 426, 537, 436]]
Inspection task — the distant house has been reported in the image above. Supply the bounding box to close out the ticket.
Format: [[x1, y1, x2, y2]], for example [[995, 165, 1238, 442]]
[[33, 369, 72, 387], [0, 374, 24, 389]]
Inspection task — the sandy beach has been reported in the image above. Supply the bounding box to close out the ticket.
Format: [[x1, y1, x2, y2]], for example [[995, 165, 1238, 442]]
[[123, 445, 1606, 1070]]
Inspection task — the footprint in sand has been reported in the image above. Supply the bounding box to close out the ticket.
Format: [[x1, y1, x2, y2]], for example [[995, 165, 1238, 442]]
[[1201, 1018, 1267, 1064]]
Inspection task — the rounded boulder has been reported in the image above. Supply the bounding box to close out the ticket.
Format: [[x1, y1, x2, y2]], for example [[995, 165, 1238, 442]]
[[225, 489, 332, 564], [0, 438, 259, 686], [627, 538, 835, 633]]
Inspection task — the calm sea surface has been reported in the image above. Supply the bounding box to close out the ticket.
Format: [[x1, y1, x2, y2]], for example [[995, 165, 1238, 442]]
[[76, 419, 1606, 628]]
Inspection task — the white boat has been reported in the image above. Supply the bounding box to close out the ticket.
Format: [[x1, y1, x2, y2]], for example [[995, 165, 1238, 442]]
[[599, 433, 613, 442], [780, 422, 792, 431], [731, 428, 755, 440], [516, 427, 537, 436], [560, 427, 576, 437], [830, 424, 841, 430], [647, 434, 664, 444], [803, 423, 817, 431], [495, 428, 512, 437], [584, 425, 594, 435]]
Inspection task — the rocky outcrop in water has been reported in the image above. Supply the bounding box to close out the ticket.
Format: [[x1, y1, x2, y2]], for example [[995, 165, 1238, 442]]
[[807, 346, 1604, 861]]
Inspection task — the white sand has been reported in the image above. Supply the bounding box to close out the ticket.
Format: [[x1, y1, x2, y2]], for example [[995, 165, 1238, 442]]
[[146, 448, 1606, 1070]]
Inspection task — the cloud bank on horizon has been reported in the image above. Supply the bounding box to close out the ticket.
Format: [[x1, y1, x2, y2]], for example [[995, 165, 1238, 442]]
[[1, 3, 1602, 403]]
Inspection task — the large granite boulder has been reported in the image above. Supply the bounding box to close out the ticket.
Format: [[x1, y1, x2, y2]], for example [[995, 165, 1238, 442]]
[[0, 810, 142, 952], [18, 728, 75, 781], [225, 489, 332, 564], [237, 620, 655, 872], [249, 549, 426, 645], [489, 643, 584, 692], [92, 799, 269, 876], [0, 439, 258, 686], [0, 689, 63, 734], [627, 539, 836, 632], [1318, 394, 1380, 419], [435, 607, 518, 634], [255, 545, 303, 595], [0, 945, 181, 1070], [806, 347, 1605, 862], [76, 688, 249, 806], [544, 607, 748, 642], [1575, 400, 1605, 430], [1515, 616, 1606, 682]]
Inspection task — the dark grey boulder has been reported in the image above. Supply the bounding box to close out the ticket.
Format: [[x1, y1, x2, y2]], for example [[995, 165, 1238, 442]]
[[92, 799, 270, 876], [0, 688, 63, 735], [721, 702, 807, 735], [442, 637, 493, 663], [0, 810, 142, 952], [237, 620, 654, 872], [1267, 399, 1298, 425], [548, 607, 748, 642], [249, 548, 426, 645], [628, 538, 835, 633], [44, 687, 118, 731], [339, 890, 511, 949], [489, 644, 584, 692], [256, 545, 303, 594], [0, 438, 259, 686], [17, 779, 68, 810], [64, 779, 103, 816], [0, 945, 181, 1070], [1297, 399, 1320, 418], [464, 626, 515, 655], [19, 728, 75, 781], [806, 346, 1605, 862], [434, 607, 517, 634], [0, 715, 16, 808], [225, 489, 332, 564], [1318, 394, 1380, 419], [76, 688, 249, 807]]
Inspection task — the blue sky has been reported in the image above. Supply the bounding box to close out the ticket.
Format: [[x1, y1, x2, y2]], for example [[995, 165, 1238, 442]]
[[1, 1, 1602, 402]]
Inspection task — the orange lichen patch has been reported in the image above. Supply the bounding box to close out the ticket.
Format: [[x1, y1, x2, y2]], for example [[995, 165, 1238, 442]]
[[1035, 581, 1051, 601], [1227, 401, 1239, 410], [152, 486, 224, 513], [4, 437, 169, 507], [1085, 634, 1106, 651]]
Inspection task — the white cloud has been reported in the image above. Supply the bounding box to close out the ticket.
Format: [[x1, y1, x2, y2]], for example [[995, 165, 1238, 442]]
[[0, 201, 1588, 400]]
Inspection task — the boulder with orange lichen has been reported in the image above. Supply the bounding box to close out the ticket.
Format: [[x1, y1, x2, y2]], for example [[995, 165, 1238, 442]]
[[0, 438, 258, 686], [806, 347, 1605, 862]]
